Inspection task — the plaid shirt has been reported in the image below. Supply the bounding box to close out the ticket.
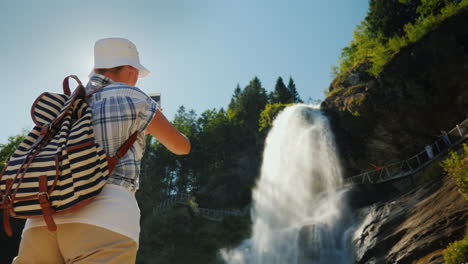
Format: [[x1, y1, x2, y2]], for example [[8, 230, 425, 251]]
[[85, 74, 158, 192]]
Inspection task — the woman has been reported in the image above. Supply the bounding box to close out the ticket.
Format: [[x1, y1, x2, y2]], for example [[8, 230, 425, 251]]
[[13, 38, 190, 264]]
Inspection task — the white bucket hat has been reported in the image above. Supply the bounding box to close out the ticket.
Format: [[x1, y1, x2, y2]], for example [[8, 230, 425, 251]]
[[89, 37, 150, 78]]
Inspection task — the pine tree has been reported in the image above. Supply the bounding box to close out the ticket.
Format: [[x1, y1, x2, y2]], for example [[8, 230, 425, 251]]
[[287, 77, 303, 103], [228, 84, 242, 110], [272, 77, 291, 104], [242, 77, 268, 128]]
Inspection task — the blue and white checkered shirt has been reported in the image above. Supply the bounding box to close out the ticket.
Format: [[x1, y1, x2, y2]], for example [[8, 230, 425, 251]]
[[85, 74, 158, 192]]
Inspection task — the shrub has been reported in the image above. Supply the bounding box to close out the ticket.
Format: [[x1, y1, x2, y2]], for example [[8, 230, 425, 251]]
[[343, 84, 366, 96], [416, 160, 443, 185], [441, 144, 468, 199], [443, 227, 468, 264], [258, 103, 292, 131], [327, 87, 345, 98]]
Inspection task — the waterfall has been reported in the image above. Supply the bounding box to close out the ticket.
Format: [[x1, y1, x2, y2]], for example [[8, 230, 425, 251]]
[[221, 104, 354, 264]]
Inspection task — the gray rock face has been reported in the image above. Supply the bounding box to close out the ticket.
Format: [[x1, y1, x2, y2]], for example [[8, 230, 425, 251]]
[[352, 175, 468, 264], [321, 8, 468, 177]]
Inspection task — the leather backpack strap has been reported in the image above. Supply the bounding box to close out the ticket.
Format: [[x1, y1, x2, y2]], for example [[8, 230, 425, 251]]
[[38, 175, 56, 231], [106, 132, 139, 174], [3, 204, 12, 237], [50, 76, 86, 130], [1, 132, 49, 236], [62, 75, 83, 96], [2, 179, 14, 237], [115, 132, 139, 159]]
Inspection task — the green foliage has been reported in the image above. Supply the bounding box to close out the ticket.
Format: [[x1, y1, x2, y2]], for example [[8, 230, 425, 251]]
[[0, 134, 26, 171], [258, 103, 292, 132], [335, 0, 468, 78], [343, 94, 366, 116], [441, 144, 468, 199], [227, 77, 268, 140], [417, 0, 453, 18], [404, 13, 437, 42], [327, 87, 345, 98], [365, 0, 419, 38], [387, 34, 409, 53], [442, 0, 468, 15], [271, 77, 290, 104], [287, 77, 303, 103], [343, 84, 366, 96], [227, 84, 242, 120], [443, 226, 468, 264], [416, 159, 444, 185], [330, 64, 340, 79]]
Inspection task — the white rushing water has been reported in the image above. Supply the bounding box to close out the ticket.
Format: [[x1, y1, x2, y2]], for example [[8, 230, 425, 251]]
[[221, 104, 354, 264]]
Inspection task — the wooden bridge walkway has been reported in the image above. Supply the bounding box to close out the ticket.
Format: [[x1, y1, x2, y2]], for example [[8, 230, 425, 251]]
[[154, 193, 248, 221], [346, 118, 468, 185]]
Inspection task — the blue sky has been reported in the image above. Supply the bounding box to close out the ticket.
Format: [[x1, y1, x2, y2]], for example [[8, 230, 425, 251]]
[[1, 0, 369, 143]]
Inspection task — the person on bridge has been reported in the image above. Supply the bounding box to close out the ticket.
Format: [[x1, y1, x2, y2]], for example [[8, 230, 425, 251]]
[[13, 38, 191, 264], [370, 163, 382, 171], [441, 130, 451, 146]]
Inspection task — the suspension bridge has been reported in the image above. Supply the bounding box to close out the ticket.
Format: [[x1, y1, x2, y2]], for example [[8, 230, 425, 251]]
[[153, 193, 248, 222], [346, 118, 468, 185]]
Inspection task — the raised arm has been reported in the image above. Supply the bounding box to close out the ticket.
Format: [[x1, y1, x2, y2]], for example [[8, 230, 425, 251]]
[[145, 111, 191, 155]]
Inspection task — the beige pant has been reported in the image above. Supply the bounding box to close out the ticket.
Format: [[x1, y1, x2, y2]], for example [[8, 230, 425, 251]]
[[13, 223, 138, 264]]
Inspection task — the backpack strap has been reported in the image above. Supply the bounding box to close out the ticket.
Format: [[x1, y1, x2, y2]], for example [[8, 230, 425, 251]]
[[62, 75, 83, 96], [106, 132, 139, 174], [49, 76, 86, 130], [38, 175, 56, 232], [63, 75, 140, 174], [2, 179, 13, 237]]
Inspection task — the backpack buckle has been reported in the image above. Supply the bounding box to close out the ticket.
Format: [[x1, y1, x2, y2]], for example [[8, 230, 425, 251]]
[[37, 192, 50, 200]]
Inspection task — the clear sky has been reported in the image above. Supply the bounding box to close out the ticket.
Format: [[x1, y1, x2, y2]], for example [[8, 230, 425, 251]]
[[1, 0, 369, 144]]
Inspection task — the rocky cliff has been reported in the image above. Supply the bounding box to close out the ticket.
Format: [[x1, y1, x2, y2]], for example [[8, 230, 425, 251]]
[[320, 7, 468, 264], [321, 8, 468, 177], [352, 172, 467, 264]]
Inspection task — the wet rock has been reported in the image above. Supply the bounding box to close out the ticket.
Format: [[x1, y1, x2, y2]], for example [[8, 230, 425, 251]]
[[352, 175, 468, 264]]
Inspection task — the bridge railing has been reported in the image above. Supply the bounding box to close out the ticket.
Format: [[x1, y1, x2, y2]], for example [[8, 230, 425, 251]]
[[447, 118, 468, 143], [347, 118, 468, 184], [197, 208, 248, 221], [154, 193, 249, 221], [155, 193, 192, 213]]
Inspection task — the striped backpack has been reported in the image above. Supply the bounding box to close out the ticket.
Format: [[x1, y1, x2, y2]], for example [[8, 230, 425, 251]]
[[0, 76, 138, 236]]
